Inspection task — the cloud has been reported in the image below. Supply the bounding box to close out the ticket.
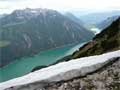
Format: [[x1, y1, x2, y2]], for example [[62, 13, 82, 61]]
[[0, 0, 120, 14], [0, 0, 25, 2]]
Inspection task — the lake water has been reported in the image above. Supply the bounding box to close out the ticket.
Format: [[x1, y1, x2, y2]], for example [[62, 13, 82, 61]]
[[90, 27, 101, 34], [0, 42, 86, 82]]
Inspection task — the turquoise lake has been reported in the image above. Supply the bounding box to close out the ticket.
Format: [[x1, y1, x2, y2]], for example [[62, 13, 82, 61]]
[[0, 42, 86, 82]]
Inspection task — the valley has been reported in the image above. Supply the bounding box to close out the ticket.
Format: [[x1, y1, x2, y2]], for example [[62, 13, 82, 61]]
[[0, 8, 94, 67], [0, 6, 120, 90]]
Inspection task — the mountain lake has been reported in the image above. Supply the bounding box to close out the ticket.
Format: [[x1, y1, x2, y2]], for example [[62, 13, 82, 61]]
[[0, 42, 86, 82]]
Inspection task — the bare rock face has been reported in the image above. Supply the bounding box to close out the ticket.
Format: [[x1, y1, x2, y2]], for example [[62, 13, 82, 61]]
[[43, 58, 120, 90]]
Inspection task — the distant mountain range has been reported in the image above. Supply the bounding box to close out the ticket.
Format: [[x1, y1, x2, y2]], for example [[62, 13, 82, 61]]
[[77, 10, 120, 25], [64, 12, 100, 33], [64, 12, 85, 26], [97, 16, 119, 30], [0, 8, 94, 67]]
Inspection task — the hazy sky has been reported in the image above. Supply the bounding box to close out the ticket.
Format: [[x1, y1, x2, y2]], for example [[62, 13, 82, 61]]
[[0, 0, 120, 14]]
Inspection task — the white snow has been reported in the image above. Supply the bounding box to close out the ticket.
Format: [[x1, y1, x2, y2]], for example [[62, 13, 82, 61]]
[[0, 50, 120, 90], [23, 34, 32, 48]]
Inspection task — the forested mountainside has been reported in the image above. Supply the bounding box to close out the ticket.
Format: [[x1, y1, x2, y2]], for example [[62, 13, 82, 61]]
[[0, 8, 94, 67]]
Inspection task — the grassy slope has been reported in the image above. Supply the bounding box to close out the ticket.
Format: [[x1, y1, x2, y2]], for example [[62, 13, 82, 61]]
[[72, 17, 120, 59]]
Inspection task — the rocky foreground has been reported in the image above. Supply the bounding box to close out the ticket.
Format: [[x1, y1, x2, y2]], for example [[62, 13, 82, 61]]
[[43, 58, 120, 90]]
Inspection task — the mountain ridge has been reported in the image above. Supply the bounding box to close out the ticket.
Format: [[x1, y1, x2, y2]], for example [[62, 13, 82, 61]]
[[0, 8, 94, 67]]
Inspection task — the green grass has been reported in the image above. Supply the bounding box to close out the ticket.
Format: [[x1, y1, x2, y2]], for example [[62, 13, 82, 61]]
[[72, 35, 120, 59]]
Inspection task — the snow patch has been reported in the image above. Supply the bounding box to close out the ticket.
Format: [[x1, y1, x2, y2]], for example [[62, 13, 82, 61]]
[[23, 34, 32, 48], [0, 50, 120, 90]]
